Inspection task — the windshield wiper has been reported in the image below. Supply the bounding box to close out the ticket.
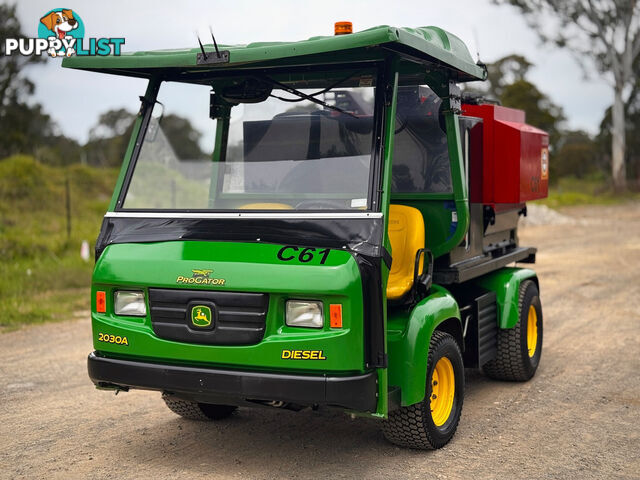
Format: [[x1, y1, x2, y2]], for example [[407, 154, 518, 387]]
[[269, 70, 362, 101], [265, 76, 358, 119]]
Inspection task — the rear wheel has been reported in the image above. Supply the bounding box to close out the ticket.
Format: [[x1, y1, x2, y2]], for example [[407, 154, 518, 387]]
[[382, 330, 464, 449], [162, 393, 237, 421], [483, 280, 543, 381]]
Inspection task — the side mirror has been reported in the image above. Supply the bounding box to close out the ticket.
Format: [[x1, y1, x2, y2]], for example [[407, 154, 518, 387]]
[[146, 100, 165, 142]]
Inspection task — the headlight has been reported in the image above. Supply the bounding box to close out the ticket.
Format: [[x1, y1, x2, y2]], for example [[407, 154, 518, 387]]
[[114, 291, 146, 316], [286, 300, 323, 328]]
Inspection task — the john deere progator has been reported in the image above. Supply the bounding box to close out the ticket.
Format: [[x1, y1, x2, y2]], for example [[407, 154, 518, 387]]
[[64, 22, 548, 449]]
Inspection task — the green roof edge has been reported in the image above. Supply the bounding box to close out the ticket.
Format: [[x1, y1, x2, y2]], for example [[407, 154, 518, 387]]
[[62, 25, 486, 81]]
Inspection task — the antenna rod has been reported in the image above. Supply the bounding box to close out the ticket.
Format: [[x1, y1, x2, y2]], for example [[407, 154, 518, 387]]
[[472, 27, 481, 63], [209, 27, 221, 58], [196, 32, 207, 59]]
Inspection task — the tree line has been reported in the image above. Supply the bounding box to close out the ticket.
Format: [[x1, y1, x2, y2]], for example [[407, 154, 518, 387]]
[[1, 3, 638, 189], [493, 0, 640, 190], [0, 4, 204, 169], [467, 52, 639, 183]]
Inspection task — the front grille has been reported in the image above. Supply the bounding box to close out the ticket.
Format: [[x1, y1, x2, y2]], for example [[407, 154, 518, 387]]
[[149, 288, 269, 346]]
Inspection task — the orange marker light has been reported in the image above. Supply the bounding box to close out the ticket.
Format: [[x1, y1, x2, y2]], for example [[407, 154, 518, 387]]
[[334, 21, 353, 35], [330, 304, 343, 328], [96, 291, 106, 313]]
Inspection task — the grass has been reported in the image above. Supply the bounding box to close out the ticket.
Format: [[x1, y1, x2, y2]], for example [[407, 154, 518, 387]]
[[0, 155, 117, 332], [535, 176, 640, 208], [0, 256, 91, 330]]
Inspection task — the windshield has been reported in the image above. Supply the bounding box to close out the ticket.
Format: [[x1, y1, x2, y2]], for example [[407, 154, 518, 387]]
[[121, 71, 378, 212]]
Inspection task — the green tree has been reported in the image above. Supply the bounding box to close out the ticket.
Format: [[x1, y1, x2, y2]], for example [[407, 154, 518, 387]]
[[485, 54, 533, 100], [34, 135, 82, 167], [0, 4, 63, 160], [85, 109, 136, 167], [85, 109, 206, 167], [160, 114, 206, 160], [493, 0, 640, 190], [598, 100, 640, 186], [473, 55, 565, 152], [500, 79, 565, 151], [89, 108, 136, 139], [0, 4, 43, 110], [0, 102, 53, 158], [553, 130, 602, 179]]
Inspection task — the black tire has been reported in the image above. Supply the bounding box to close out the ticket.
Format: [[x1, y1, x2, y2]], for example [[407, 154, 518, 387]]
[[382, 331, 464, 449], [162, 393, 237, 421], [483, 280, 543, 381]]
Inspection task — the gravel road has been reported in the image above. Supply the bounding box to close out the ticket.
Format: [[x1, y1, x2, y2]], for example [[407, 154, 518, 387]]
[[1, 203, 639, 480]]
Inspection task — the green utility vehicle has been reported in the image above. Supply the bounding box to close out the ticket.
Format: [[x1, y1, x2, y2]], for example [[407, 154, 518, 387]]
[[64, 23, 547, 449]]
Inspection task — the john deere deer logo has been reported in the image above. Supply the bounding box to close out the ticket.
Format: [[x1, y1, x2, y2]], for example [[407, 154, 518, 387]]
[[192, 269, 213, 278], [191, 305, 212, 327]]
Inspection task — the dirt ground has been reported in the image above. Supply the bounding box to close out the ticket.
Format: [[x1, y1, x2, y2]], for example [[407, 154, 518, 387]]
[[1, 203, 639, 480]]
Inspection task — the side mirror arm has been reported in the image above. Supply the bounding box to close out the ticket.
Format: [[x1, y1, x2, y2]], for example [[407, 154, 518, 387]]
[[413, 248, 433, 298]]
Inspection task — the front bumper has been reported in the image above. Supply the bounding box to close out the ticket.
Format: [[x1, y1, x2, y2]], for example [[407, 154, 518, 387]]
[[87, 352, 378, 412]]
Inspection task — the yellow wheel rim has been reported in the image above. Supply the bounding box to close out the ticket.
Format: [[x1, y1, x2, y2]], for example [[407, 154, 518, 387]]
[[527, 305, 538, 358], [430, 357, 455, 427]]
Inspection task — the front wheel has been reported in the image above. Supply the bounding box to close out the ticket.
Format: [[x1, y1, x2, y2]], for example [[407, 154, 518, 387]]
[[162, 393, 237, 421], [382, 331, 464, 449]]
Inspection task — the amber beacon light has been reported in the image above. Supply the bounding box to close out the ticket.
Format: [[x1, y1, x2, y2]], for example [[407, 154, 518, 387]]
[[334, 21, 353, 35]]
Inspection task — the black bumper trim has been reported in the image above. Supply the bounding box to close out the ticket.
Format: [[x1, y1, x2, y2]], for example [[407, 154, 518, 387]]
[[87, 352, 378, 412]]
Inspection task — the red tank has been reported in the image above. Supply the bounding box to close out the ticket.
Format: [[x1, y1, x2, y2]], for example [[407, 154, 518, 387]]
[[462, 103, 549, 206]]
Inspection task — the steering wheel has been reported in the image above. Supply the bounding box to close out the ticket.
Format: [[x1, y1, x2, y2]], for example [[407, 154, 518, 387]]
[[294, 199, 349, 210]]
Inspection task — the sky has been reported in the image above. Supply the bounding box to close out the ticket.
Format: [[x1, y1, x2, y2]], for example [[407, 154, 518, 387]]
[[13, 0, 613, 144]]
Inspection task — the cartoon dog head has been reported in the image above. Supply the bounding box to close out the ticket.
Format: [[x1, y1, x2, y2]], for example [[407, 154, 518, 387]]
[[40, 9, 78, 39]]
